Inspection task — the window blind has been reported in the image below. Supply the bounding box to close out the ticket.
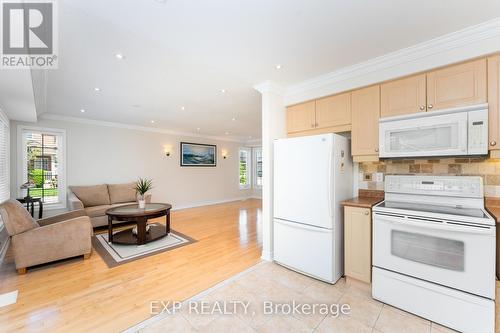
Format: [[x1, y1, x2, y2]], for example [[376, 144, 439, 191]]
[[0, 112, 9, 203], [0, 111, 9, 232]]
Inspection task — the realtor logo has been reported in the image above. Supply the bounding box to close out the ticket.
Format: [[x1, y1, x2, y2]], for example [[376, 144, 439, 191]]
[[1, 0, 58, 69]]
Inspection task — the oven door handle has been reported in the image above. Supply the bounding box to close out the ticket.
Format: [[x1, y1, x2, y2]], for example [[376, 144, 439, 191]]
[[375, 214, 494, 235]]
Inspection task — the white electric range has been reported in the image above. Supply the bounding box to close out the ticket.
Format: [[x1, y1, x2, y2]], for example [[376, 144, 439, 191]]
[[372, 175, 496, 333]]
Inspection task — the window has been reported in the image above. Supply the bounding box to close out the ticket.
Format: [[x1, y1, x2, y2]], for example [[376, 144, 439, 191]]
[[0, 110, 9, 207], [239, 148, 251, 189], [18, 127, 66, 209], [253, 147, 262, 189]]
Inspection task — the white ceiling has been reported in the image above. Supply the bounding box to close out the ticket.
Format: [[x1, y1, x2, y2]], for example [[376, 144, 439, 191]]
[[0, 70, 37, 122], [20, 1, 500, 140]]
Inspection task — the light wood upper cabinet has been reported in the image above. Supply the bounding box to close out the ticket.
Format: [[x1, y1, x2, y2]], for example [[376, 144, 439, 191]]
[[344, 206, 372, 283], [488, 55, 500, 153], [381, 74, 426, 117], [315, 92, 351, 128], [286, 101, 316, 133], [351, 85, 380, 157], [426, 58, 487, 111]]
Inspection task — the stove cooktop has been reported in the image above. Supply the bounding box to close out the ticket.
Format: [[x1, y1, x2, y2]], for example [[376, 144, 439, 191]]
[[376, 201, 488, 219]]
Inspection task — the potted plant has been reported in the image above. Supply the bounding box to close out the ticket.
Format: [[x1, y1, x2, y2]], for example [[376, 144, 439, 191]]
[[135, 178, 153, 209]]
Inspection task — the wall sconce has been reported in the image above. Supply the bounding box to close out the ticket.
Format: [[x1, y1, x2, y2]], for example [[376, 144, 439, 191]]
[[221, 149, 228, 159], [164, 145, 173, 157]]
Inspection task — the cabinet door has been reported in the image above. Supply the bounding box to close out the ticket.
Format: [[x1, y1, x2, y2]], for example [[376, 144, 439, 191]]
[[488, 55, 500, 152], [351, 85, 380, 156], [315, 92, 351, 128], [426, 58, 487, 111], [344, 206, 372, 283], [286, 101, 316, 133], [381, 74, 426, 117]]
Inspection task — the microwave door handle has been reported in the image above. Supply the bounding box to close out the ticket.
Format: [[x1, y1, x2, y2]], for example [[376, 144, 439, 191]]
[[377, 215, 493, 235], [459, 119, 468, 153], [328, 143, 333, 217]]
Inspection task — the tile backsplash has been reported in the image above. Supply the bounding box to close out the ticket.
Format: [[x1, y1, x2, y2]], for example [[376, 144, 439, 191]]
[[358, 157, 500, 197]]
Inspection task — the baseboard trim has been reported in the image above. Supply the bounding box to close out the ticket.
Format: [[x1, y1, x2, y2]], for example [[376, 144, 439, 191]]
[[261, 250, 273, 261], [172, 197, 260, 211]]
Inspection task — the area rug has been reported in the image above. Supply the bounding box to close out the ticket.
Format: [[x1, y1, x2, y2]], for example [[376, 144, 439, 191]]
[[92, 224, 196, 268]]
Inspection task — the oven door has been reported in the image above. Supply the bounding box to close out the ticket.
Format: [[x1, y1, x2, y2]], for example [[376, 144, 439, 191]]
[[373, 212, 495, 299], [379, 112, 468, 158]]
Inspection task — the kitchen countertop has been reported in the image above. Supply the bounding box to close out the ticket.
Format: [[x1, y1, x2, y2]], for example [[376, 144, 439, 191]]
[[485, 198, 500, 225], [341, 196, 383, 208], [342, 190, 384, 208]]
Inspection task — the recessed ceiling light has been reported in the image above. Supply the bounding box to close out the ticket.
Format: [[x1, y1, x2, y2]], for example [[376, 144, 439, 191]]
[[115, 53, 124, 60], [196, 127, 201, 131], [150, 120, 155, 124], [220, 89, 226, 94], [231, 117, 236, 121], [80, 109, 85, 113], [225, 131, 230, 135], [275, 64, 282, 70], [94, 87, 101, 92], [181, 106, 185, 110], [248, 135, 252, 139]]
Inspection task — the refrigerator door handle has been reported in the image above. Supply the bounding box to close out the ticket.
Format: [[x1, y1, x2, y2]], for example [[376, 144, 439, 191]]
[[328, 142, 333, 217], [275, 219, 331, 233]]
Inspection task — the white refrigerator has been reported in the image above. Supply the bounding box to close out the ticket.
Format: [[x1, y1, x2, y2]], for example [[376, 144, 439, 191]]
[[273, 133, 352, 283]]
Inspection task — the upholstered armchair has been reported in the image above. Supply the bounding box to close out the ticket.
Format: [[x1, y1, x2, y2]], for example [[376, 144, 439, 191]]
[[0, 200, 93, 274]]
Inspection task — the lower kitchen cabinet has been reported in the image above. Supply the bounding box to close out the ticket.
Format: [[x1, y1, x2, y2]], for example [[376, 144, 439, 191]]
[[344, 206, 372, 283]]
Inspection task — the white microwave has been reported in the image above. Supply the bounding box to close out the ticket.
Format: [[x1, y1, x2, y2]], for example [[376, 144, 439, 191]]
[[379, 104, 488, 158]]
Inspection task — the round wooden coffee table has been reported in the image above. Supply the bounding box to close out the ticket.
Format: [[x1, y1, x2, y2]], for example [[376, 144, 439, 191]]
[[105, 203, 172, 245]]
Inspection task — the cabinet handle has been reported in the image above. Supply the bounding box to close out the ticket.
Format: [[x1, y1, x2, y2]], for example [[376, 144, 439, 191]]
[[364, 211, 370, 216], [315, 123, 319, 127], [427, 104, 433, 109], [311, 124, 315, 128], [419, 105, 425, 111], [375, 148, 379, 152], [491, 140, 497, 146]]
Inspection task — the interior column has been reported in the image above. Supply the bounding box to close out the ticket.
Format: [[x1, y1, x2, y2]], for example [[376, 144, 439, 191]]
[[254, 82, 286, 261]]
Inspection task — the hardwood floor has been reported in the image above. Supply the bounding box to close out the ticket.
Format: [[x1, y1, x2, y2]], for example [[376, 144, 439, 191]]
[[0, 199, 262, 333]]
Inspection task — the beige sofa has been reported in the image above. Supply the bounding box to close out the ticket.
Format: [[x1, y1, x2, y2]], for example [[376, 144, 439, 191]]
[[69, 183, 151, 228], [0, 200, 92, 274]]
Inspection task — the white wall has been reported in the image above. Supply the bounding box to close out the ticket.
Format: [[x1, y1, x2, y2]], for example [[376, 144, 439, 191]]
[[10, 118, 256, 212]]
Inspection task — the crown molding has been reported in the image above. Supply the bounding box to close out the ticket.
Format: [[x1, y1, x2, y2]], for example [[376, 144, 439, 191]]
[[39, 113, 248, 143], [246, 138, 262, 145], [285, 17, 500, 105], [254, 81, 285, 95]]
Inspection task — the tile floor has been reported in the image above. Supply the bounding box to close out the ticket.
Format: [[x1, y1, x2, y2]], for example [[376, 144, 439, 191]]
[[133, 262, 459, 333]]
